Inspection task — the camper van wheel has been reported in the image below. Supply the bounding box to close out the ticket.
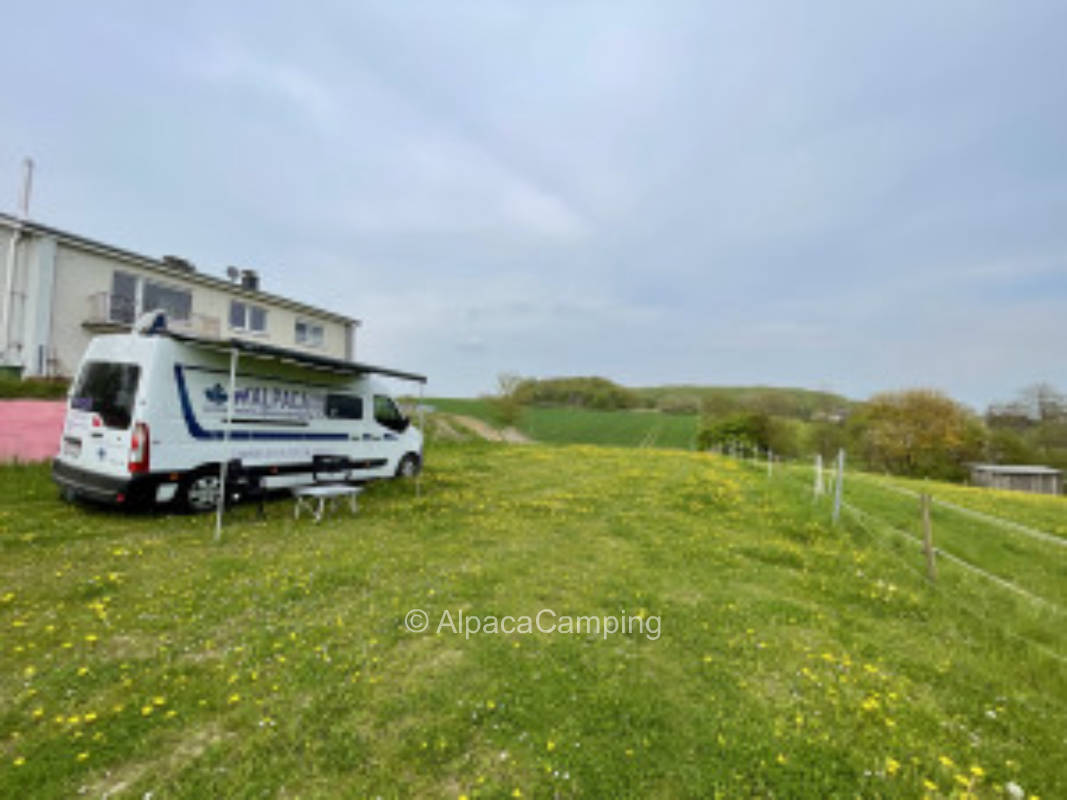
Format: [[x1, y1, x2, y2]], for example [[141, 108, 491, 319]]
[[181, 473, 222, 512], [395, 453, 421, 478]]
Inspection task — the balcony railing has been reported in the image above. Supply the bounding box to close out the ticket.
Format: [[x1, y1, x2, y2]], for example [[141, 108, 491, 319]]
[[86, 292, 221, 338]]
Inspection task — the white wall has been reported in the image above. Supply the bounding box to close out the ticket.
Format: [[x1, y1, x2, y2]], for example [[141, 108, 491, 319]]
[[42, 235, 350, 376]]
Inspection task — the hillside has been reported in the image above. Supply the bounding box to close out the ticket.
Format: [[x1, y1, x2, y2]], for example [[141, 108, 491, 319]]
[[1, 445, 1064, 797], [632, 384, 854, 418]]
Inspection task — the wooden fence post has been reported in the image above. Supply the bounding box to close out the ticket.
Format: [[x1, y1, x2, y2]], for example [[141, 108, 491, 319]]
[[921, 492, 936, 582], [831, 448, 844, 524]]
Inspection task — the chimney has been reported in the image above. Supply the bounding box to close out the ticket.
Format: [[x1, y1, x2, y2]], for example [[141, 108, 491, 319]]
[[239, 269, 259, 291], [162, 255, 196, 273]]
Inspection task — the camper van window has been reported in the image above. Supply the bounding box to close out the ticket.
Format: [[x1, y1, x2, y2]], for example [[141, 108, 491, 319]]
[[326, 394, 364, 420], [143, 281, 191, 321], [374, 394, 408, 432], [70, 362, 141, 430]]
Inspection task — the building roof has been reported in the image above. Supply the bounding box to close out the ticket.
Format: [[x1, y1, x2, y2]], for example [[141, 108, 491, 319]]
[[0, 213, 359, 326], [970, 464, 1062, 476]]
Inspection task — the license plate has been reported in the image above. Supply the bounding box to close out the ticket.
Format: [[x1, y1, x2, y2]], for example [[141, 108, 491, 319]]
[[63, 437, 82, 458]]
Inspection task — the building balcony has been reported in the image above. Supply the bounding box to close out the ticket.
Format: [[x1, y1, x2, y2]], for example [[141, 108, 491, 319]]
[[85, 292, 221, 338]]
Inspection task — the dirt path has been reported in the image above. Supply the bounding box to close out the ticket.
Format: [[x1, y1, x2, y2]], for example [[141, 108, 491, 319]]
[[444, 413, 533, 444]]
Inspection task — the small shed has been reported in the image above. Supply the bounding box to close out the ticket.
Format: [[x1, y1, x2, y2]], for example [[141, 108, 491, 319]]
[[969, 464, 1063, 495]]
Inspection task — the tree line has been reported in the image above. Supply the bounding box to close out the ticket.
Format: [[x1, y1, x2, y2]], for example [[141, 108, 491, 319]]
[[699, 383, 1067, 483], [490, 375, 1067, 485]]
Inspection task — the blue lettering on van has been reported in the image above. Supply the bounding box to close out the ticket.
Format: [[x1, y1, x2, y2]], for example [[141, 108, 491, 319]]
[[174, 365, 347, 442]]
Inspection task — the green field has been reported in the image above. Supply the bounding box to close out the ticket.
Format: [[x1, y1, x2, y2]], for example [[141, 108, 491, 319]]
[[428, 398, 701, 449], [1, 445, 1064, 797]]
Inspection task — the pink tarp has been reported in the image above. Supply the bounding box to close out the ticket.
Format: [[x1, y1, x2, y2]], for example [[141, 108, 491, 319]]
[[0, 400, 66, 462]]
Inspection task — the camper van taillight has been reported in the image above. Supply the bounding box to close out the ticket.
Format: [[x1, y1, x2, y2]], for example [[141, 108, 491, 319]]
[[129, 422, 150, 474]]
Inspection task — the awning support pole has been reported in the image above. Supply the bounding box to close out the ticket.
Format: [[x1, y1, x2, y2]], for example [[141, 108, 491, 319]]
[[417, 382, 425, 498], [215, 347, 238, 541]]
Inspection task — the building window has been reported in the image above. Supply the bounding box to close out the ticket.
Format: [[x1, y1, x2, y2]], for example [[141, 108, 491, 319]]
[[111, 271, 191, 324], [249, 305, 267, 332], [230, 300, 267, 332], [143, 280, 191, 321], [295, 320, 324, 347], [110, 271, 137, 324]]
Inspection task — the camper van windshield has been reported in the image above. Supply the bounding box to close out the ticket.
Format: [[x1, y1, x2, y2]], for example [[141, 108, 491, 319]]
[[374, 394, 408, 433], [70, 362, 141, 430]]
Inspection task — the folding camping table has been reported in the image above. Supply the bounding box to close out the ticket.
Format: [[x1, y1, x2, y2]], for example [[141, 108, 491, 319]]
[[292, 485, 363, 523]]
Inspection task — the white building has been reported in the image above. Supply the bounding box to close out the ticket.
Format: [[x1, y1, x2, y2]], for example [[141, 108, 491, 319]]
[[0, 213, 359, 378], [969, 464, 1063, 495]]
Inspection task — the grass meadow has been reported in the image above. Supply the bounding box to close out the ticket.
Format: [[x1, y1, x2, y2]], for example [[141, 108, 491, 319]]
[[1, 443, 1065, 798]]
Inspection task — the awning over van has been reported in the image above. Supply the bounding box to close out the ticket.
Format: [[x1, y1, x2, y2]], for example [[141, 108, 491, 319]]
[[160, 329, 427, 384]]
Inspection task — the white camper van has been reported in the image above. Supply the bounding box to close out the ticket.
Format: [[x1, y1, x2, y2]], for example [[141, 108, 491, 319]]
[[52, 314, 425, 511]]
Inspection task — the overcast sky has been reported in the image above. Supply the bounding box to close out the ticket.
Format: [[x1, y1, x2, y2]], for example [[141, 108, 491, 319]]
[[2, 1, 1065, 407]]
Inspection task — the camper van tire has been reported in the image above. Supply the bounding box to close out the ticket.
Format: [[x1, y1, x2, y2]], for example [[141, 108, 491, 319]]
[[180, 471, 223, 513], [396, 453, 421, 478]]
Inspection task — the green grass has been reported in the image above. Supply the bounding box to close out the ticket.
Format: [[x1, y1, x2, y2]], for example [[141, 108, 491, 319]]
[[428, 398, 701, 449], [1, 446, 1065, 797], [862, 472, 1067, 539], [0, 375, 69, 400]]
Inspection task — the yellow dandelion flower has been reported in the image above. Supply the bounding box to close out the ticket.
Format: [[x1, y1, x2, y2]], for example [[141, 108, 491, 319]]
[[939, 755, 955, 769], [955, 773, 972, 787], [32, 707, 44, 719], [970, 765, 984, 778], [511, 790, 523, 798], [153, 696, 166, 706], [885, 756, 900, 776], [546, 740, 556, 751], [486, 700, 496, 710], [13, 756, 26, 767], [83, 712, 97, 723], [141, 705, 153, 716], [76, 752, 89, 762], [228, 693, 240, 704], [776, 753, 788, 765], [923, 779, 938, 791], [77, 666, 89, 676]]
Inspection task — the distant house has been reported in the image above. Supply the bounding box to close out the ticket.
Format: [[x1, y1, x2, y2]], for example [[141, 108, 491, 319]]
[[969, 464, 1063, 495], [0, 213, 359, 378]]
